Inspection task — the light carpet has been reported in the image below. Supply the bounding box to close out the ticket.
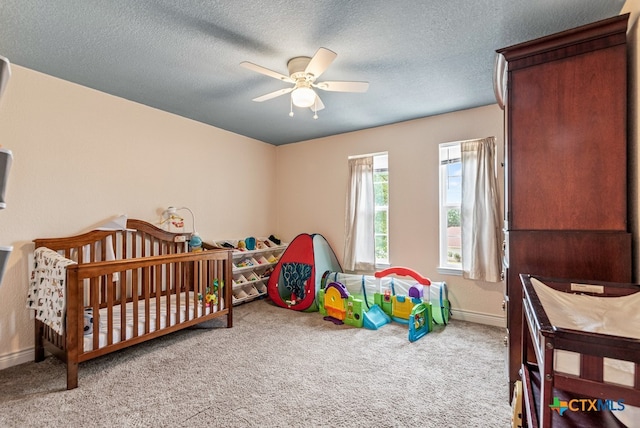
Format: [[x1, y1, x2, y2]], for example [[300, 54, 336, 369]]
[[0, 299, 511, 427]]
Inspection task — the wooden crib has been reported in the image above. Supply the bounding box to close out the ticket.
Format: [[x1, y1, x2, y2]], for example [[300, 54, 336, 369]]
[[519, 274, 640, 427], [32, 219, 233, 390]]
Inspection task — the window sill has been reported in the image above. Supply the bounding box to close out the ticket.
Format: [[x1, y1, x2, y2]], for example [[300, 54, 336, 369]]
[[437, 266, 462, 276]]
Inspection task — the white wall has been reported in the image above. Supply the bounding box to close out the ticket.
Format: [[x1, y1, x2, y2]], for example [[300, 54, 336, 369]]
[[0, 65, 278, 368], [275, 105, 506, 326]]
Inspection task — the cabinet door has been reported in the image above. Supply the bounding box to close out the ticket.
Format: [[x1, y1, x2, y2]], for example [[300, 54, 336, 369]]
[[508, 43, 627, 231]]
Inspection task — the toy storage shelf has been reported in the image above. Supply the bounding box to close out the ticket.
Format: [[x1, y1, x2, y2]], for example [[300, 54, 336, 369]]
[[210, 239, 287, 306]]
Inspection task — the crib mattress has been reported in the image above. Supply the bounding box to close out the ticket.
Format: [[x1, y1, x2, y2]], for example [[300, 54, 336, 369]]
[[83, 292, 224, 352], [531, 278, 639, 427]]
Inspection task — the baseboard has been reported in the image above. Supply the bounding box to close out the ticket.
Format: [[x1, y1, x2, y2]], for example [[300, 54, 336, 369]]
[[451, 309, 505, 328], [0, 347, 33, 371]]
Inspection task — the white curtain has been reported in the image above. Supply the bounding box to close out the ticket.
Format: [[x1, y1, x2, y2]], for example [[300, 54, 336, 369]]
[[343, 156, 375, 272], [461, 137, 502, 282]]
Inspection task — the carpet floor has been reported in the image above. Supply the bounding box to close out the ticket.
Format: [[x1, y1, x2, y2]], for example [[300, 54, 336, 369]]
[[0, 299, 511, 427]]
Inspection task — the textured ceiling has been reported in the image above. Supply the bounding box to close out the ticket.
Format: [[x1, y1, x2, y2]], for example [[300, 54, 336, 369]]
[[0, 1, 625, 145]]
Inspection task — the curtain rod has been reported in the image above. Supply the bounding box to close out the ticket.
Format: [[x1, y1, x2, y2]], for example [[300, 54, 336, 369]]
[[348, 151, 387, 160]]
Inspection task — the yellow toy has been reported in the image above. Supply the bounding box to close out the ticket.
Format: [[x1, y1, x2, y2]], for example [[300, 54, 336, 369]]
[[202, 279, 223, 307], [205, 292, 217, 306], [318, 281, 364, 328]]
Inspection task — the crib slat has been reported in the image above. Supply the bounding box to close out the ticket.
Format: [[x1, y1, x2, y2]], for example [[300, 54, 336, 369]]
[[119, 268, 126, 341], [143, 265, 150, 334], [91, 276, 99, 352], [175, 261, 181, 320], [214, 260, 219, 311], [100, 236, 107, 262], [165, 262, 171, 328], [184, 261, 190, 316], [140, 232, 147, 258], [129, 230, 135, 259], [198, 260, 204, 318], [132, 268, 139, 338], [155, 265, 161, 331], [107, 273, 114, 345], [193, 260, 199, 319]]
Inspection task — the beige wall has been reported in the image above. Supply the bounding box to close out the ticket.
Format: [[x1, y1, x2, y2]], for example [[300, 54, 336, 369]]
[[0, 65, 508, 370], [0, 65, 277, 367], [275, 105, 506, 325]]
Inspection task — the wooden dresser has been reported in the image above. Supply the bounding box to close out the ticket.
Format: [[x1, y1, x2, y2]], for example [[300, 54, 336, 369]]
[[497, 14, 633, 397]]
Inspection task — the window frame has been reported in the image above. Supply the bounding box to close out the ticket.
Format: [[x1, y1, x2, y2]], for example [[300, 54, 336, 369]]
[[438, 143, 462, 275], [373, 153, 389, 267]]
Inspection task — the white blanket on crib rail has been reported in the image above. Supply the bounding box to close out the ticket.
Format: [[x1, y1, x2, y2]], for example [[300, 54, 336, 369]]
[[26, 247, 76, 335], [531, 278, 640, 428]]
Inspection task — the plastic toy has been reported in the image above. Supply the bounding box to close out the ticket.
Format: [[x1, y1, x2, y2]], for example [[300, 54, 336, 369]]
[[362, 304, 391, 330], [205, 292, 217, 306], [430, 282, 451, 325], [408, 283, 425, 299], [320, 282, 347, 321], [408, 302, 432, 342], [374, 267, 433, 341], [245, 236, 256, 250], [202, 278, 222, 307], [318, 266, 437, 342], [318, 281, 364, 327]]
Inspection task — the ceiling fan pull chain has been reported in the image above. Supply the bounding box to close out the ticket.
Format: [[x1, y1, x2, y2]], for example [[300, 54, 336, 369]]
[[289, 97, 294, 117], [313, 98, 319, 120]]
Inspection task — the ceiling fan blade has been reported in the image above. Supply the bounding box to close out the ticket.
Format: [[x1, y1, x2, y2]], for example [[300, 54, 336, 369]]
[[304, 48, 337, 79], [311, 95, 325, 111], [252, 87, 294, 102], [314, 81, 369, 93], [240, 61, 294, 83], [0, 56, 11, 101]]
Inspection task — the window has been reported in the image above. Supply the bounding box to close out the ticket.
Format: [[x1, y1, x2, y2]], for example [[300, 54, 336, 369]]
[[373, 153, 389, 265], [439, 143, 462, 272], [344, 152, 388, 272]]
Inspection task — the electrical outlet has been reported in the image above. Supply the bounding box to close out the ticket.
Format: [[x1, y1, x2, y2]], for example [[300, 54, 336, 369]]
[[174, 235, 186, 243], [571, 283, 604, 294]]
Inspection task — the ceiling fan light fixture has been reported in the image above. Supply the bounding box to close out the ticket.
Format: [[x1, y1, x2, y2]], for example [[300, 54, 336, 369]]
[[242, 48, 368, 116], [291, 86, 316, 108]]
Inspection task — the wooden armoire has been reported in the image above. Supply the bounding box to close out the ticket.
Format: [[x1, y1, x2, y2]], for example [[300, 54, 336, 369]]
[[497, 14, 632, 395]]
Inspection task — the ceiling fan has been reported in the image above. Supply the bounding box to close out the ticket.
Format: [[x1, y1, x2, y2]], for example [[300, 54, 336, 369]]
[[240, 47, 369, 119]]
